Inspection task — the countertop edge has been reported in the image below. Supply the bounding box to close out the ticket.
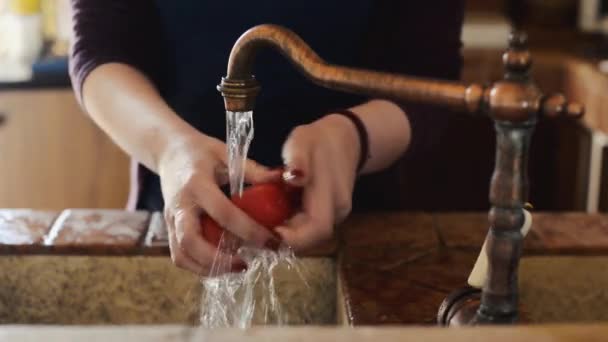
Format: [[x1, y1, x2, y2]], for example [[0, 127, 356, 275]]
[[1, 324, 607, 341]]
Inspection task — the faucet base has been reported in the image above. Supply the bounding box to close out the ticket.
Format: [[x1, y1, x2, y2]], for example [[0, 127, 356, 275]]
[[437, 286, 481, 326], [438, 286, 528, 325], [475, 305, 519, 325]]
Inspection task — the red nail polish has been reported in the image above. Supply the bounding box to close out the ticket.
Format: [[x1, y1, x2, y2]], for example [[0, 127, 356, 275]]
[[283, 169, 304, 182], [290, 169, 304, 178]]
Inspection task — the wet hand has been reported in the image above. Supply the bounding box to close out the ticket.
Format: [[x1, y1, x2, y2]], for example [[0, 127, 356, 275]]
[[275, 114, 360, 250], [158, 132, 280, 275]]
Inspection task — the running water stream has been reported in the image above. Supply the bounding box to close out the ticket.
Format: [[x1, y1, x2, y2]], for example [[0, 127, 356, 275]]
[[199, 111, 307, 328], [225, 110, 254, 197]]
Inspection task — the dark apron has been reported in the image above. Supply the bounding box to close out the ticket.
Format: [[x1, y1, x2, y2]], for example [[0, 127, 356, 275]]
[[138, 0, 373, 210]]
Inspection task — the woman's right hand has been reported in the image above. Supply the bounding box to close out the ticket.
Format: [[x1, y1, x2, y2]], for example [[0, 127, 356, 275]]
[[158, 131, 280, 275], [77, 62, 281, 276]]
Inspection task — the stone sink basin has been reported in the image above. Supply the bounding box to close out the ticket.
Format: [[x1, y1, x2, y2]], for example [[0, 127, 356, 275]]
[[2, 212, 608, 327], [0, 210, 338, 325], [0, 256, 336, 325], [2, 255, 607, 326], [520, 256, 608, 323]]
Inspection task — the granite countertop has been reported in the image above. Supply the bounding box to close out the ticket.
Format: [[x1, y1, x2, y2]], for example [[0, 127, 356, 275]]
[[2, 209, 608, 326], [338, 211, 608, 325], [0, 209, 336, 256]]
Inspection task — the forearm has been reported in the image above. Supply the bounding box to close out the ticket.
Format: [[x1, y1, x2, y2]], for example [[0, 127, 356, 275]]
[[82, 63, 197, 172], [348, 99, 411, 174]]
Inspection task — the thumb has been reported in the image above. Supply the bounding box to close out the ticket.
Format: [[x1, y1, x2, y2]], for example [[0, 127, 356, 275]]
[[244, 159, 281, 184], [275, 213, 333, 251], [282, 133, 311, 187]]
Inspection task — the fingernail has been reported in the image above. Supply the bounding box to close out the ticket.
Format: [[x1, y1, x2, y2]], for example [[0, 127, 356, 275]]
[[290, 169, 304, 178], [264, 237, 282, 251], [283, 169, 304, 182]]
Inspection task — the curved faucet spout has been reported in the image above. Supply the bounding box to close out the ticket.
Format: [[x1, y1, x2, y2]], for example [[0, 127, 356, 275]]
[[218, 24, 483, 114]]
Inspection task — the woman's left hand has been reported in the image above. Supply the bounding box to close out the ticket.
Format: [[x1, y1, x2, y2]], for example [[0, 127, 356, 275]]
[[275, 113, 361, 250]]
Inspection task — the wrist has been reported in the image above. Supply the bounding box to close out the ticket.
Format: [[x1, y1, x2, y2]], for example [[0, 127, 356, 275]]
[[323, 112, 365, 175], [325, 109, 369, 174], [155, 124, 205, 174]]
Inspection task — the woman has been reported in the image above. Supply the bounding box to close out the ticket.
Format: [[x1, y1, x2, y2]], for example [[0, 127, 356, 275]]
[[69, 1, 465, 274]]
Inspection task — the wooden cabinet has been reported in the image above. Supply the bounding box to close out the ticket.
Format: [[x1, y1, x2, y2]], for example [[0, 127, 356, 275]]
[[0, 89, 130, 209]]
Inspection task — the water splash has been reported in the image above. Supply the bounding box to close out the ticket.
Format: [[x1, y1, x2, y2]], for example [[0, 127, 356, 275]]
[[199, 110, 308, 328], [200, 240, 308, 328]]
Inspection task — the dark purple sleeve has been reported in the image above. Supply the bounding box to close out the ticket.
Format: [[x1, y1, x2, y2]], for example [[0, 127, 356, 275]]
[[69, 0, 162, 105], [362, 1, 465, 160]]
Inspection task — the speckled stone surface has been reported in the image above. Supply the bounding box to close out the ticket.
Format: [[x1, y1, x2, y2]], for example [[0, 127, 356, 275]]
[[44, 209, 150, 252], [0, 210, 58, 245], [0, 256, 335, 325], [142, 212, 336, 257], [339, 212, 608, 325], [0, 256, 200, 324], [3, 210, 608, 327], [434, 212, 608, 255], [341, 247, 475, 325], [520, 256, 608, 323], [528, 213, 608, 254], [434, 212, 488, 249], [340, 213, 438, 250], [2, 211, 603, 256], [339, 212, 453, 325], [245, 257, 336, 325]]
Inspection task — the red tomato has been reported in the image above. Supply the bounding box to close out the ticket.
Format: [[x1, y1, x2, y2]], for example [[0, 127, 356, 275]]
[[200, 181, 301, 247], [200, 215, 224, 247]]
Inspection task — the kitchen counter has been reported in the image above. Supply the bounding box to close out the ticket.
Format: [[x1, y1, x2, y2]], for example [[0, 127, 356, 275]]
[[2, 209, 608, 325], [3, 324, 608, 342], [338, 212, 608, 325]]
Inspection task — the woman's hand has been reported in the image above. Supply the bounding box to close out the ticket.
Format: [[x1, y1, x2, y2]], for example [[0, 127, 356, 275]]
[[158, 131, 280, 275], [276, 114, 361, 250]]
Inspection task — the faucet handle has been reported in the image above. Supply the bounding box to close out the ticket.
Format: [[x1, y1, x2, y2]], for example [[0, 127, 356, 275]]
[[503, 31, 532, 79], [541, 93, 585, 119], [509, 31, 528, 49]]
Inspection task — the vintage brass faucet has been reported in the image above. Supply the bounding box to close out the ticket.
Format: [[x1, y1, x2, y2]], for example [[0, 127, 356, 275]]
[[218, 24, 584, 325]]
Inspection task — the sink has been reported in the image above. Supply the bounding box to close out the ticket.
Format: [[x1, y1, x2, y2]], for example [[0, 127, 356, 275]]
[[520, 256, 608, 323], [0, 256, 336, 325], [1, 219, 607, 327]]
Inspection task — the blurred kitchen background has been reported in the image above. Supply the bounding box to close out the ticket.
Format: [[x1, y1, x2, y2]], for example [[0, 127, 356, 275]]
[[0, 0, 607, 213]]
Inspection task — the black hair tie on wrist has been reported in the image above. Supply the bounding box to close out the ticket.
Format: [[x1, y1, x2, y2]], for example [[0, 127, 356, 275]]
[[330, 109, 370, 173]]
